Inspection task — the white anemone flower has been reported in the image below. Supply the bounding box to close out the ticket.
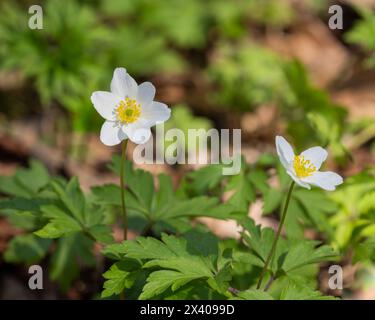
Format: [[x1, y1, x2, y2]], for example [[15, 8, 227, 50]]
[[275, 136, 343, 191], [91, 68, 171, 145]]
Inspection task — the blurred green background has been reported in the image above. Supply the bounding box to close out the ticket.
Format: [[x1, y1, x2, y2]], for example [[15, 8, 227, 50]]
[[0, 0, 375, 299]]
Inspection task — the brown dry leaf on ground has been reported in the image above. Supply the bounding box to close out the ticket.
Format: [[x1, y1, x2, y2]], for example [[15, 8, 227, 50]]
[[343, 0, 375, 8], [332, 71, 375, 121], [265, 19, 351, 87], [0, 218, 22, 254], [241, 105, 279, 139]]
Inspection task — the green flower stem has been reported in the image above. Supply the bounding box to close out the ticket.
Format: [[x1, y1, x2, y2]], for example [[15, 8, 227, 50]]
[[256, 180, 295, 290], [120, 139, 128, 241]]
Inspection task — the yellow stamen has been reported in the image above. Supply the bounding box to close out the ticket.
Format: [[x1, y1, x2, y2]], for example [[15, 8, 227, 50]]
[[293, 155, 316, 178], [116, 97, 141, 124]]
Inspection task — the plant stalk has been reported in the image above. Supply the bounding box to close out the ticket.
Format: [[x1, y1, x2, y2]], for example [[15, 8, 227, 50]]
[[256, 181, 295, 290], [120, 139, 128, 241]]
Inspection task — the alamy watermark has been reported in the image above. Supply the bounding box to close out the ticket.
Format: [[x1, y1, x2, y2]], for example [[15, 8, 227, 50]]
[[133, 125, 242, 175], [329, 5, 343, 30], [328, 265, 343, 290], [28, 5, 43, 30], [28, 265, 43, 290]]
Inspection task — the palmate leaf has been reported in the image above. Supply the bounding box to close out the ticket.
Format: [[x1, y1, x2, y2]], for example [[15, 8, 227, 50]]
[[210, 158, 271, 216], [225, 170, 255, 213], [234, 280, 336, 300], [262, 178, 335, 238], [101, 258, 143, 298], [34, 177, 113, 244], [277, 277, 338, 300], [281, 241, 338, 273], [345, 7, 375, 68], [280, 286, 337, 300], [4, 234, 51, 264], [185, 164, 224, 196], [102, 231, 232, 299], [240, 218, 338, 278], [50, 233, 95, 292], [240, 219, 287, 273], [92, 159, 236, 232], [184, 158, 265, 215], [232, 290, 274, 300], [329, 173, 375, 248], [262, 188, 283, 215], [293, 189, 336, 236], [0, 160, 49, 198]]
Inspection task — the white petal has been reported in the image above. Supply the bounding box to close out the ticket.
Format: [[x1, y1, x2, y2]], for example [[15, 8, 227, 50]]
[[137, 82, 155, 107], [301, 147, 328, 170], [275, 136, 295, 169], [302, 171, 343, 191], [100, 121, 126, 146], [125, 73, 138, 99], [286, 170, 311, 190], [123, 122, 152, 144], [142, 101, 171, 125], [91, 91, 120, 121], [110, 68, 128, 98]]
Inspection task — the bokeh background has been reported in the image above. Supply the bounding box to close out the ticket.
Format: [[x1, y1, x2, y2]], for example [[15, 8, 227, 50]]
[[0, 0, 374, 299]]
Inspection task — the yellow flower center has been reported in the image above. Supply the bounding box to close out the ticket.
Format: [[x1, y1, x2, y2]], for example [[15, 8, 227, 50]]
[[115, 97, 141, 124], [293, 155, 316, 178]]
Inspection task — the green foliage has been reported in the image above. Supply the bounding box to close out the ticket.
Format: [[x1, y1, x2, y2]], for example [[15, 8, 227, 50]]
[[207, 42, 292, 111], [329, 170, 375, 259], [0, 155, 343, 299], [0, 160, 111, 291], [92, 156, 234, 234], [3, 138, 357, 302], [262, 178, 337, 239], [239, 218, 337, 276], [283, 61, 347, 148], [4, 234, 51, 264], [0, 159, 49, 198], [234, 217, 338, 299], [103, 231, 232, 299], [307, 112, 349, 163], [34, 177, 113, 244], [345, 8, 375, 68], [0, 0, 109, 105], [246, 0, 295, 27]]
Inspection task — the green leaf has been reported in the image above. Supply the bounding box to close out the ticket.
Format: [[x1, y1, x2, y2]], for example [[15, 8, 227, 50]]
[[50, 233, 95, 292], [93, 161, 236, 231], [101, 259, 142, 298], [279, 281, 337, 300], [105, 231, 232, 299], [263, 188, 283, 214], [345, 8, 375, 67], [234, 290, 274, 300], [0, 175, 32, 198], [4, 234, 51, 264], [14, 160, 50, 195], [241, 218, 282, 273], [141, 270, 204, 299], [248, 169, 269, 194], [91, 184, 121, 206], [88, 225, 113, 244], [0, 197, 54, 212], [226, 169, 255, 212], [34, 205, 82, 238], [293, 189, 335, 235], [0, 160, 49, 197], [240, 217, 338, 278], [281, 242, 338, 273], [186, 164, 224, 195], [50, 177, 86, 224]]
